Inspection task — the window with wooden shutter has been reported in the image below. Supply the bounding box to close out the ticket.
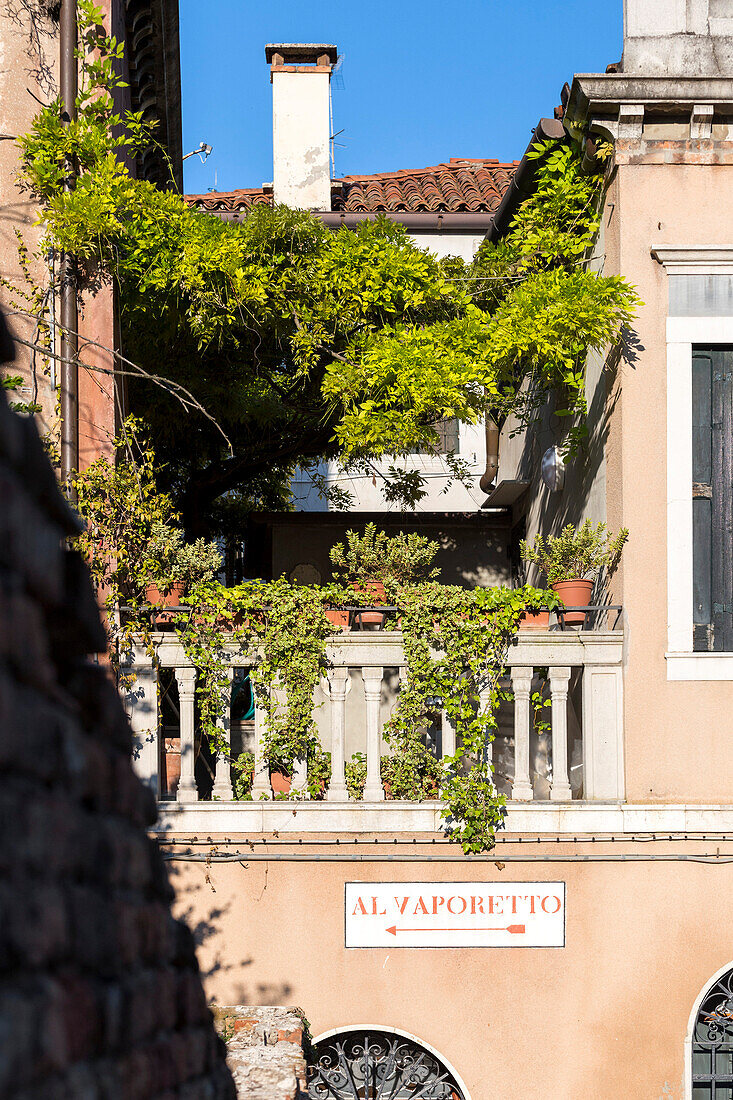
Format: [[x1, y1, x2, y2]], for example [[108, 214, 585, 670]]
[[409, 418, 460, 455], [692, 346, 733, 652]]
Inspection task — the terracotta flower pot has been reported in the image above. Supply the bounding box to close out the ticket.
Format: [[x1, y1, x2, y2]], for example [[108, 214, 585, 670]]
[[352, 580, 386, 629], [552, 578, 594, 627], [325, 608, 350, 631], [519, 609, 550, 631], [161, 737, 181, 798], [146, 581, 186, 627], [146, 581, 186, 606], [270, 770, 292, 795], [214, 610, 248, 631]]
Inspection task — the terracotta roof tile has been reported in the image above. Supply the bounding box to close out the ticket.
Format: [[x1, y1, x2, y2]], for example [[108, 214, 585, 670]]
[[186, 187, 272, 212], [333, 159, 516, 213], [186, 158, 517, 214]]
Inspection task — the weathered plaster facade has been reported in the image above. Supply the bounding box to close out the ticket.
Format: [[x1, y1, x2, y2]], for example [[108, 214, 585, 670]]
[[0, 0, 181, 469], [154, 5, 733, 1098]]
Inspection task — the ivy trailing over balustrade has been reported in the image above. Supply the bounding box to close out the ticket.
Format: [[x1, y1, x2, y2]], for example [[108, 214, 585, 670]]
[[163, 577, 556, 851], [385, 582, 553, 851], [70, 423, 561, 852]]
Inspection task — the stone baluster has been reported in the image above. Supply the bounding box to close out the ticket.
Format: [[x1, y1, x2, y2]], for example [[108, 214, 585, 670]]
[[362, 666, 385, 801], [549, 666, 573, 801], [124, 645, 158, 795], [174, 666, 198, 803], [292, 756, 308, 796], [440, 707, 456, 760], [251, 687, 271, 799], [479, 683, 493, 772], [211, 666, 234, 800], [510, 666, 534, 801], [326, 667, 349, 802]]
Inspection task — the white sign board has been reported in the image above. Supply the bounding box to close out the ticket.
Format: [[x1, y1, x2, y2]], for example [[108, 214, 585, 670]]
[[345, 882, 565, 948]]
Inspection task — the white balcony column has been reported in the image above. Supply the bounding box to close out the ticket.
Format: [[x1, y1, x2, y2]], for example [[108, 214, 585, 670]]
[[251, 687, 271, 798], [440, 708, 456, 760], [582, 664, 625, 800], [549, 666, 573, 801], [292, 756, 308, 796], [510, 666, 534, 801], [211, 666, 234, 800], [174, 666, 198, 803], [123, 645, 158, 795], [326, 667, 349, 802], [362, 666, 385, 801], [479, 683, 493, 771]]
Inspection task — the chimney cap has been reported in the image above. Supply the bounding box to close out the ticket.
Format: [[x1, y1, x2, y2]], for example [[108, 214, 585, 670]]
[[265, 43, 338, 65]]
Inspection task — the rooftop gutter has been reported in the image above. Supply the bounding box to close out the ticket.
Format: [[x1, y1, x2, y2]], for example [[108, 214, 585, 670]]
[[486, 117, 566, 243], [316, 211, 495, 231], [200, 209, 497, 230]]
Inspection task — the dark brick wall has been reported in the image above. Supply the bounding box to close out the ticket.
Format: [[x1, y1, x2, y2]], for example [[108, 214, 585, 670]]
[[0, 379, 235, 1098]]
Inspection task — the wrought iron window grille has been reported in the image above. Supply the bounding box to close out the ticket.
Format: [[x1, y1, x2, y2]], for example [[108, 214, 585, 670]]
[[308, 1030, 465, 1100]]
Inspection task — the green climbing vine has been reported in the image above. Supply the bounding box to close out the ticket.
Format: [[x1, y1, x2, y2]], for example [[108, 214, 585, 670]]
[[8, 0, 640, 526], [16, 3, 624, 851], [70, 426, 561, 851]]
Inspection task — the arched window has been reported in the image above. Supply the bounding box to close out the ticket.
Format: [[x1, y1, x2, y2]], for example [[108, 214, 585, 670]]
[[308, 1027, 467, 1099], [692, 965, 733, 1096]]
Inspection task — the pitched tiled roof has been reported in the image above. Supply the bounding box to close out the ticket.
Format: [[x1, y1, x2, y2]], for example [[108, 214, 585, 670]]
[[186, 159, 517, 214], [187, 187, 273, 212], [333, 159, 516, 213]]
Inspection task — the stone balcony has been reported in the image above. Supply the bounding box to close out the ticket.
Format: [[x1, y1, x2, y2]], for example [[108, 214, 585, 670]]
[[124, 628, 627, 835]]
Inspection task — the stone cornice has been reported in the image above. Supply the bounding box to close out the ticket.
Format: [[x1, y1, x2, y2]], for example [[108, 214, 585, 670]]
[[153, 800, 733, 837], [652, 245, 733, 274], [568, 73, 733, 124]]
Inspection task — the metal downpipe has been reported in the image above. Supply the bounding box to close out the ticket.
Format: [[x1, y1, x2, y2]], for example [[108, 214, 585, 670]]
[[59, 0, 78, 490]]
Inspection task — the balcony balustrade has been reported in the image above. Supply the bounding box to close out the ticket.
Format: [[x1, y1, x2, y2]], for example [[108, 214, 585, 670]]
[[124, 627, 625, 825]]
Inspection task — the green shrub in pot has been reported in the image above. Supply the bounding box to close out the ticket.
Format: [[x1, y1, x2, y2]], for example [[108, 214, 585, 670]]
[[329, 522, 440, 587], [141, 522, 223, 597], [520, 520, 628, 625]]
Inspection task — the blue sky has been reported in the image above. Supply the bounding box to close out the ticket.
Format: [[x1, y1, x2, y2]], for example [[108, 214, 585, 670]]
[[180, 0, 622, 196]]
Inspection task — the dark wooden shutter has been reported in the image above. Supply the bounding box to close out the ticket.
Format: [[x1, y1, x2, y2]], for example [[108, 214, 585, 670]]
[[692, 346, 733, 652]]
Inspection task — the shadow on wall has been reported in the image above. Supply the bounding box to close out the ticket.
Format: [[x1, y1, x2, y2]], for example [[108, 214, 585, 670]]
[[166, 859, 294, 1007], [510, 329, 643, 590], [247, 512, 513, 590]]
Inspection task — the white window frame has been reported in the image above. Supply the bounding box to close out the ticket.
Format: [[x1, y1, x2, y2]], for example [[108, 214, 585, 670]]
[[653, 247, 733, 680]]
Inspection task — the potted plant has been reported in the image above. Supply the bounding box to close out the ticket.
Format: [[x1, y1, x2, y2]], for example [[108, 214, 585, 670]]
[[517, 588, 563, 631], [320, 583, 350, 632], [262, 725, 312, 796], [232, 751, 255, 800], [141, 522, 222, 623], [307, 749, 332, 800], [344, 751, 442, 801], [329, 523, 440, 629], [520, 520, 628, 626]]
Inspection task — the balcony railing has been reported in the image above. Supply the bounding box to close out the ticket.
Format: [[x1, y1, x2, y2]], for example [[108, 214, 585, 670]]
[[124, 627, 624, 812]]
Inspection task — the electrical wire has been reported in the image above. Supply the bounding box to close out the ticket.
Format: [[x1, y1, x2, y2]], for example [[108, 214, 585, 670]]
[[156, 833, 733, 847], [161, 851, 733, 865]]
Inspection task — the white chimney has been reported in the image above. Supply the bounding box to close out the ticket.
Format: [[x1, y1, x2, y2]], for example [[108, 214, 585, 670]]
[[623, 0, 733, 75], [265, 43, 337, 211]]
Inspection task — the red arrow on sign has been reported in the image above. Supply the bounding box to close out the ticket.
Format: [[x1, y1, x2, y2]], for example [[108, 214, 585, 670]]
[[386, 924, 526, 936]]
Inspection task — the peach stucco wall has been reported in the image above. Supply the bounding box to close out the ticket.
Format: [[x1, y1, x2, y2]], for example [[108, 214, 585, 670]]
[[0, 2, 122, 469], [498, 156, 733, 805], [169, 838, 733, 1100], [77, 277, 118, 468], [0, 7, 59, 436], [606, 161, 733, 803]]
